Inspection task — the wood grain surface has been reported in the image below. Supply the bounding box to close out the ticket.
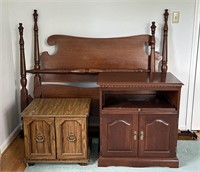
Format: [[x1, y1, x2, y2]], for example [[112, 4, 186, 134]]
[[21, 98, 90, 117]]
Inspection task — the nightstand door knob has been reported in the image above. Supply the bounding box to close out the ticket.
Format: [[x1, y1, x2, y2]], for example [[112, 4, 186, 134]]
[[140, 131, 144, 140], [68, 132, 76, 142], [133, 131, 137, 140], [36, 133, 45, 142]]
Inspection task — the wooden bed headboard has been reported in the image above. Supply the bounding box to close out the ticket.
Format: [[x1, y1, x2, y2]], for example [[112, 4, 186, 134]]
[[18, 9, 169, 114]]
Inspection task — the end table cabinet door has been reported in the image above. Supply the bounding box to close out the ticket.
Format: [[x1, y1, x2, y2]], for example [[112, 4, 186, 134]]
[[101, 113, 138, 157], [23, 117, 56, 160], [55, 118, 88, 160], [139, 113, 178, 158]]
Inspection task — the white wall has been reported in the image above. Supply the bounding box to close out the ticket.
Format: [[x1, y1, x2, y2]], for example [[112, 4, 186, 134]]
[[192, 47, 200, 129], [0, 1, 3, 150], [0, 0, 197, 151], [0, 0, 20, 153], [186, 0, 200, 130]]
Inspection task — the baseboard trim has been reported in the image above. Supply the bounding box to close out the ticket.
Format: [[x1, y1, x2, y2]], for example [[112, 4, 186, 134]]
[[178, 130, 198, 140], [0, 124, 21, 154]]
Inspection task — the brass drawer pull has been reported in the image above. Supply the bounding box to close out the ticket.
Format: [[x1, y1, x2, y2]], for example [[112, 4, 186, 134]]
[[68, 132, 76, 142], [140, 131, 144, 140], [36, 133, 45, 142], [133, 131, 137, 140]]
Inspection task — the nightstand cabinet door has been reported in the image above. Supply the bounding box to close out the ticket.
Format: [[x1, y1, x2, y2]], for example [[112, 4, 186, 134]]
[[56, 118, 88, 160], [101, 113, 138, 157], [139, 113, 178, 158], [23, 118, 56, 160]]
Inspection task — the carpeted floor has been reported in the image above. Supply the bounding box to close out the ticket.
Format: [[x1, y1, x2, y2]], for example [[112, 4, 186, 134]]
[[25, 140, 200, 172]]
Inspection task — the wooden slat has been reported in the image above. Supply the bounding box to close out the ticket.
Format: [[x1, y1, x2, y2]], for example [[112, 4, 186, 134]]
[[41, 73, 98, 83], [27, 69, 150, 74], [34, 84, 99, 99]]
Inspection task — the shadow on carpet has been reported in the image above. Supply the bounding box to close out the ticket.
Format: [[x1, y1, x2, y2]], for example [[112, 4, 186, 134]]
[[25, 140, 200, 172]]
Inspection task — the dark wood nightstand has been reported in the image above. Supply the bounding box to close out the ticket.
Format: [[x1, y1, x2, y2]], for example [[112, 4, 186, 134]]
[[98, 72, 182, 168]]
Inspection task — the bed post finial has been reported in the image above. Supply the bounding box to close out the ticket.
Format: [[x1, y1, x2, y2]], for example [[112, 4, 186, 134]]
[[33, 9, 41, 91], [33, 9, 40, 70], [162, 9, 169, 73], [18, 23, 28, 112], [150, 21, 156, 72]]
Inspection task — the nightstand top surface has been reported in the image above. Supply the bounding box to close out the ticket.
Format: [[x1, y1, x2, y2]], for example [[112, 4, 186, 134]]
[[21, 98, 90, 117], [98, 72, 183, 87]]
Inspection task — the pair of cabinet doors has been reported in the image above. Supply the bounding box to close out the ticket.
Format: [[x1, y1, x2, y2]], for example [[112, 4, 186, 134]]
[[101, 110, 178, 158], [23, 117, 88, 161]]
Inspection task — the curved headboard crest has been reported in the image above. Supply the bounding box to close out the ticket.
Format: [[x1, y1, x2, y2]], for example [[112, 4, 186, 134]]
[[40, 34, 153, 72]]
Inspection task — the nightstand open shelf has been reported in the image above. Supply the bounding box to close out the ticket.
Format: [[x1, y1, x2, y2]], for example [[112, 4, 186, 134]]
[[102, 93, 176, 109]]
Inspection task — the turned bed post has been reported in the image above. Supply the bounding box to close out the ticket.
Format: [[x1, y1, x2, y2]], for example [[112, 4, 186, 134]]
[[18, 23, 28, 112], [161, 9, 169, 73], [33, 10, 41, 93], [150, 21, 156, 72]]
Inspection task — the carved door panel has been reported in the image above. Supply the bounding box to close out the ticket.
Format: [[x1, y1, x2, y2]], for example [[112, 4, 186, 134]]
[[139, 113, 178, 157], [101, 113, 138, 157], [56, 118, 88, 160], [23, 117, 56, 160]]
